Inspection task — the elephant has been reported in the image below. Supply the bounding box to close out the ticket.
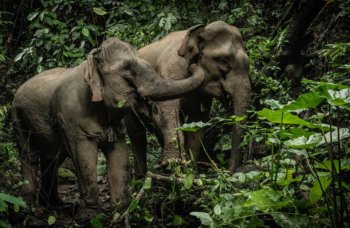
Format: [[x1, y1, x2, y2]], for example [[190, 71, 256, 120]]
[[125, 21, 251, 176], [12, 37, 205, 208]]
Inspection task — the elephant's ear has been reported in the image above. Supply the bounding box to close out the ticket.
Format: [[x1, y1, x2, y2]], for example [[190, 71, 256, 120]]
[[85, 48, 103, 102], [178, 24, 204, 62]]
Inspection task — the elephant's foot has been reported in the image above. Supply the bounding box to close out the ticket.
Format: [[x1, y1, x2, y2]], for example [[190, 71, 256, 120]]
[[161, 148, 184, 166], [39, 195, 75, 210]]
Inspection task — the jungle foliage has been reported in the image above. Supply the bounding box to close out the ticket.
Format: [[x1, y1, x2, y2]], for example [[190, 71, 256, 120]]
[[0, 0, 349, 227]]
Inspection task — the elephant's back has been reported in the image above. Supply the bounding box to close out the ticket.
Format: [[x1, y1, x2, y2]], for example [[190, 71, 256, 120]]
[[139, 31, 188, 79], [139, 31, 186, 65]]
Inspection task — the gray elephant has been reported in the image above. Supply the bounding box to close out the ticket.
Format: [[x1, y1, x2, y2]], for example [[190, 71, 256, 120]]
[[126, 21, 251, 176], [12, 38, 205, 208]]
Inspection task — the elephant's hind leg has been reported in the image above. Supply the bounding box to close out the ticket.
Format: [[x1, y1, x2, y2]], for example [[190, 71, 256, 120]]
[[38, 152, 66, 207], [13, 115, 39, 204]]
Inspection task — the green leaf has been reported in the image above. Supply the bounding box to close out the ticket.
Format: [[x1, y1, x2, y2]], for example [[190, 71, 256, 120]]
[[117, 99, 126, 108], [272, 213, 309, 228], [128, 199, 138, 213], [48, 216, 56, 225], [244, 188, 291, 212], [14, 52, 25, 62], [0, 220, 10, 228], [90, 213, 108, 228], [177, 121, 211, 132], [264, 99, 285, 109], [316, 159, 350, 173], [172, 215, 183, 226], [184, 173, 194, 189], [214, 204, 222, 215], [218, 115, 247, 125], [283, 92, 325, 111], [82, 27, 90, 37], [27, 12, 39, 21], [143, 177, 152, 190], [58, 167, 76, 178], [284, 135, 322, 149], [309, 175, 332, 205], [0, 200, 7, 212], [280, 127, 315, 140], [190, 212, 214, 228], [327, 88, 350, 110], [0, 193, 27, 208], [257, 109, 319, 129], [93, 7, 107, 16]]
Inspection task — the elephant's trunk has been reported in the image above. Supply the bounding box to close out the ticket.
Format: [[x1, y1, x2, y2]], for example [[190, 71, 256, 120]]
[[134, 59, 205, 101]]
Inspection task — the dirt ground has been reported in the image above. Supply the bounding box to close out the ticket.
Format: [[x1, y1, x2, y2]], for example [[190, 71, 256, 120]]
[[12, 169, 119, 227]]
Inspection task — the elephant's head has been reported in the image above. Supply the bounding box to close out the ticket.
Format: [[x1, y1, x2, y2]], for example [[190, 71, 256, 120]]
[[85, 38, 205, 109], [178, 21, 251, 115], [178, 21, 251, 170]]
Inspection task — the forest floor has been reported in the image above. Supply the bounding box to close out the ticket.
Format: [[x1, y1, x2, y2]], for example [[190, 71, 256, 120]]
[[11, 166, 117, 227]]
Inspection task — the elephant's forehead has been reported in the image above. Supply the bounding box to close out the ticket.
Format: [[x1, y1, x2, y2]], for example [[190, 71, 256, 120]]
[[101, 40, 137, 61], [203, 41, 234, 57]]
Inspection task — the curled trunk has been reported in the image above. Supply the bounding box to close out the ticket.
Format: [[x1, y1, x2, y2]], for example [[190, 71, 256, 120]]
[[134, 60, 205, 101]]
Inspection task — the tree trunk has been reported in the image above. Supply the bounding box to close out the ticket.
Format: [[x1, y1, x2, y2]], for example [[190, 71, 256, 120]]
[[276, 0, 327, 84]]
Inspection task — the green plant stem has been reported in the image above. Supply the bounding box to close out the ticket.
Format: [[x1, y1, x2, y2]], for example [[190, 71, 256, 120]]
[[328, 108, 339, 227], [270, 144, 275, 185], [336, 109, 346, 226], [274, 111, 284, 187], [199, 139, 237, 192], [304, 149, 334, 227]]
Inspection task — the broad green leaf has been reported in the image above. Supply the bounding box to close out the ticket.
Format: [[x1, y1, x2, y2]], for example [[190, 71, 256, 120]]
[[244, 188, 291, 212], [284, 135, 322, 149], [257, 109, 318, 129], [190, 212, 214, 228], [177, 121, 211, 132], [309, 175, 332, 205], [184, 173, 194, 189], [93, 7, 107, 16], [317, 128, 350, 146], [220, 115, 247, 125], [48, 216, 56, 225], [326, 88, 350, 110], [283, 92, 325, 111], [143, 177, 152, 190], [280, 127, 315, 140], [302, 80, 350, 91], [317, 159, 350, 173], [0, 193, 27, 208], [82, 27, 90, 37]]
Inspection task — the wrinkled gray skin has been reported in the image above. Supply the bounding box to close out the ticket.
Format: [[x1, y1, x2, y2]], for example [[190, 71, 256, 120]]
[[12, 38, 205, 207], [126, 21, 251, 176]]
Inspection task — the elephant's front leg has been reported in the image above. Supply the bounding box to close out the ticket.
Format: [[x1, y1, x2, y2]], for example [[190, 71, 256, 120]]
[[125, 113, 148, 178], [153, 100, 184, 164], [73, 139, 99, 207], [182, 96, 213, 161], [102, 133, 129, 205]]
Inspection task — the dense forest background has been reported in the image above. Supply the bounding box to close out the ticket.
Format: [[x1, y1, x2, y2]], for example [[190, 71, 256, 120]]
[[0, 0, 349, 227]]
